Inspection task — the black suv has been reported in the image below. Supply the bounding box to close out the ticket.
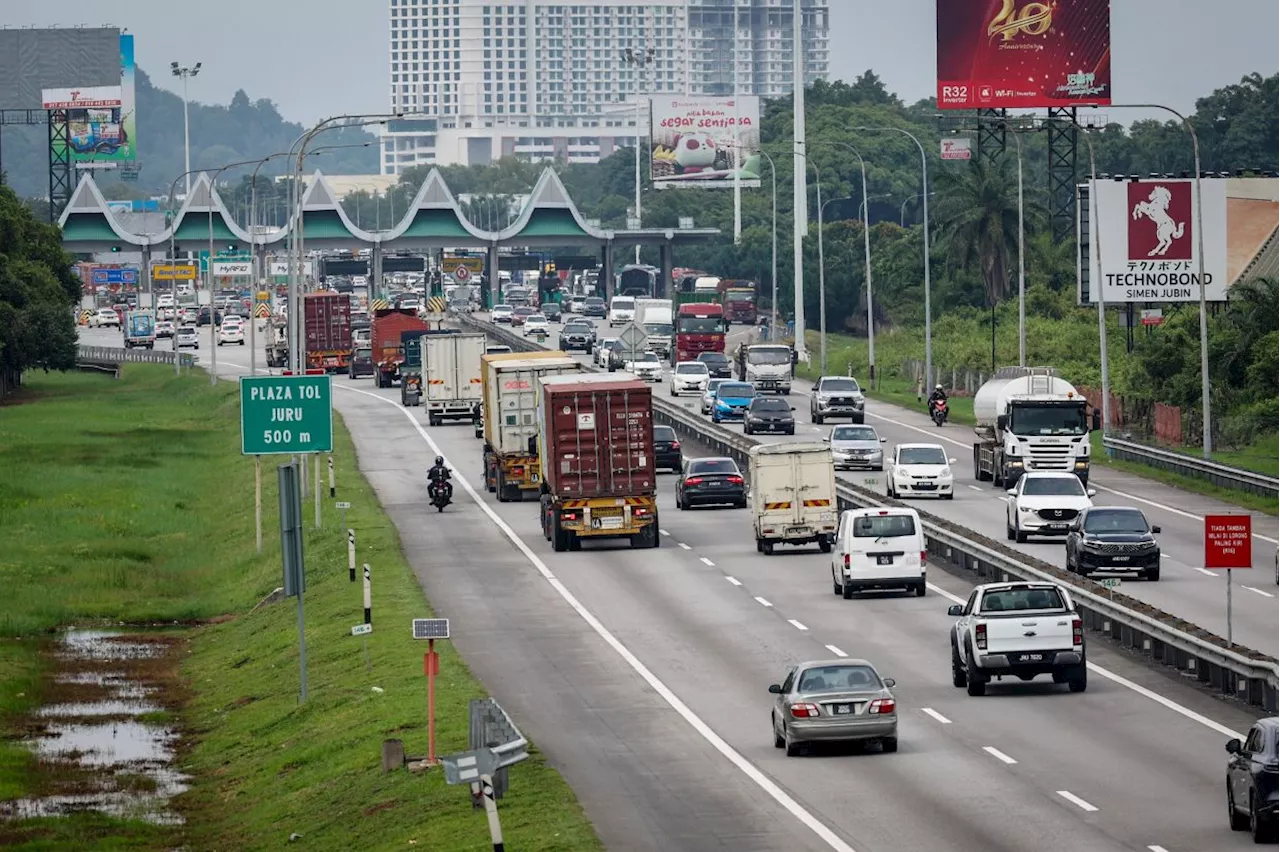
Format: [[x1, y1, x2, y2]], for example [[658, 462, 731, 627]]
[[542, 301, 562, 322], [1064, 506, 1162, 581], [744, 397, 796, 435], [697, 351, 732, 378], [653, 425, 683, 472], [1227, 717, 1279, 842], [558, 321, 595, 353]]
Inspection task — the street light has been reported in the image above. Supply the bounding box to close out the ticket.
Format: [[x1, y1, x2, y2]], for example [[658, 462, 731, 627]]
[[208, 157, 272, 385], [622, 46, 655, 264], [900, 191, 939, 227], [755, 149, 779, 342], [170, 62, 202, 196], [165, 166, 208, 376], [822, 140, 875, 383], [990, 121, 1027, 367]]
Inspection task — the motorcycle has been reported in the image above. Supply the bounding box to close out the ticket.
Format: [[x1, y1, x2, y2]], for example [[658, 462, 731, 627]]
[[427, 478, 453, 512], [930, 398, 949, 426]]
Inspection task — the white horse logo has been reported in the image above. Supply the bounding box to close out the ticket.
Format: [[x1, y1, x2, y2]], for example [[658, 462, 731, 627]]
[[1131, 185, 1187, 256]]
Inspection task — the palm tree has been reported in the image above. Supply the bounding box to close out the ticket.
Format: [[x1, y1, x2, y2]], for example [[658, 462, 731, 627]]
[[935, 157, 1030, 307]]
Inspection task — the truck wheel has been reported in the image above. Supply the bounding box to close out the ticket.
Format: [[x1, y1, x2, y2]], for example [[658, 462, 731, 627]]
[[763, 541, 775, 555], [832, 570, 843, 596], [818, 537, 832, 554], [1067, 666, 1088, 693], [842, 581, 854, 600], [812, 412, 823, 425], [915, 583, 926, 597], [551, 513, 568, 552], [951, 647, 968, 688], [965, 660, 987, 696]]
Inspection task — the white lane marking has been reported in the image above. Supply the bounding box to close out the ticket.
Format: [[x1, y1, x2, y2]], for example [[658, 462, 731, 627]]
[[700, 557, 716, 567], [754, 596, 773, 607], [966, 485, 983, 492], [825, 644, 848, 657], [863, 407, 1278, 546], [338, 384, 860, 852], [983, 746, 1018, 765], [1055, 790, 1098, 812], [1243, 586, 1274, 598], [788, 619, 809, 631], [1192, 566, 1217, 577], [925, 579, 1247, 740], [920, 707, 952, 724], [1147, 846, 1170, 852], [659, 528, 671, 537], [678, 542, 692, 550], [725, 576, 743, 586]]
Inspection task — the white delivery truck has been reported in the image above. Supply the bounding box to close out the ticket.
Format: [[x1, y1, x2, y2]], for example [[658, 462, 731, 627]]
[[749, 442, 839, 555], [634, 298, 674, 356], [972, 366, 1101, 489], [421, 332, 487, 427], [738, 343, 793, 394]]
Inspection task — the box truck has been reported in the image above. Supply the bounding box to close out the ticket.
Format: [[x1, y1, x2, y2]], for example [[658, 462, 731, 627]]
[[303, 292, 353, 373], [122, 310, 156, 349], [371, 308, 428, 387], [421, 332, 486, 426], [749, 442, 838, 555]]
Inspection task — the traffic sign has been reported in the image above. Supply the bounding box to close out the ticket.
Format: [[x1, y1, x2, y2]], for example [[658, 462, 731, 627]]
[[254, 303, 272, 319], [452, 264, 471, 282], [441, 748, 498, 786], [442, 256, 484, 278], [351, 623, 373, 637], [239, 375, 334, 455], [269, 260, 314, 276], [1205, 515, 1252, 569], [91, 267, 138, 285], [619, 323, 647, 352], [153, 263, 196, 281], [213, 260, 253, 277], [1097, 577, 1122, 589]]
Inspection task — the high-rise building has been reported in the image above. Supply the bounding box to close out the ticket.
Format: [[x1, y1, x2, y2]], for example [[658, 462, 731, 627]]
[[382, 0, 828, 174]]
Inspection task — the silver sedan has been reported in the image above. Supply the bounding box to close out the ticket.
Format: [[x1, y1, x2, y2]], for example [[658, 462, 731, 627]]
[[825, 424, 887, 471], [770, 659, 898, 756]]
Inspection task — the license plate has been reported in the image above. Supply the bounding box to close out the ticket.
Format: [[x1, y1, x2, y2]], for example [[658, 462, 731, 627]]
[[788, 526, 809, 535], [916, 483, 936, 490], [876, 555, 894, 566], [833, 704, 852, 715], [591, 516, 624, 530], [1047, 523, 1068, 531], [1015, 653, 1046, 662], [1111, 556, 1130, 562]]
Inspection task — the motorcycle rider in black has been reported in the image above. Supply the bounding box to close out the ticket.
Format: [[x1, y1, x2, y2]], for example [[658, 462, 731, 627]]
[[427, 456, 452, 501]]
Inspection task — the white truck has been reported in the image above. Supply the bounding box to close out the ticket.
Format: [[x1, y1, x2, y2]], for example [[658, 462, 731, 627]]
[[738, 344, 793, 394], [634, 298, 673, 356], [947, 581, 1087, 696], [421, 332, 487, 427], [749, 442, 838, 555], [693, 276, 721, 297], [972, 366, 1100, 489]]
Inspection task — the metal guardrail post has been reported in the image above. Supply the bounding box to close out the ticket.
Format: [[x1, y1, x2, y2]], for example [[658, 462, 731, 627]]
[[1103, 436, 1278, 498]]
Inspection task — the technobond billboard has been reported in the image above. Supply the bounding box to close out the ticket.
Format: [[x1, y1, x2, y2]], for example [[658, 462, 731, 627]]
[[649, 96, 761, 190]]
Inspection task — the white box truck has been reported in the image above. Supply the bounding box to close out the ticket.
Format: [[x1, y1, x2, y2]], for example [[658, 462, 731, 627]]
[[634, 298, 674, 356], [749, 442, 839, 555], [421, 332, 487, 427], [738, 343, 793, 394]]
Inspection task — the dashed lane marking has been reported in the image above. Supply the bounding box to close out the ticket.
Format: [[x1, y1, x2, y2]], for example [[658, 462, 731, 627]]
[[983, 746, 1018, 765], [920, 708, 952, 724]]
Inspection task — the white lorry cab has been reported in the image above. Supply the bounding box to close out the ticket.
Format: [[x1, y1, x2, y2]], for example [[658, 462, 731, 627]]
[[608, 295, 636, 327], [831, 507, 927, 599], [740, 344, 793, 395], [749, 442, 838, 555]]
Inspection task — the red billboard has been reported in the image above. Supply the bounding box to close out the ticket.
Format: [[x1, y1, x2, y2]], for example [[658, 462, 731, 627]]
[[937, 0, 1112, 109], [1127, 181, 1192, 261], [1204, 515, 1252, 569]]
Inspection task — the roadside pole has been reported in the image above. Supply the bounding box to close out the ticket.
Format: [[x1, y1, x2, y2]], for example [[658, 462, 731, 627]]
[[412, 618, 451, 766], [278, 461, 308, 702], [480, 775, 505, 851], [1204, 514, 1252, 645], [328, 455, 336, 497], [254, 456, 263, 554], [314, 454, 322, 528]]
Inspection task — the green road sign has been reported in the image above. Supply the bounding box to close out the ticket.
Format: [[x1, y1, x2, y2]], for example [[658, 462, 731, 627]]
[[239, 375, 333, 455]]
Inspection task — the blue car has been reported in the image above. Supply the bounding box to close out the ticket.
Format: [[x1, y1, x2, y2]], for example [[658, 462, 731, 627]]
[[711, 381, 756, 423]]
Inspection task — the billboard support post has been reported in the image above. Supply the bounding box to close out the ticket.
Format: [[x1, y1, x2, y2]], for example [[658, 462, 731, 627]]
[[792, 0, 807, 363]]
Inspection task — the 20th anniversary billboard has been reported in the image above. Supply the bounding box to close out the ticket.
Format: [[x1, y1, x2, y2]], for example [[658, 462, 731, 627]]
[[937, 0, 1112, 109]]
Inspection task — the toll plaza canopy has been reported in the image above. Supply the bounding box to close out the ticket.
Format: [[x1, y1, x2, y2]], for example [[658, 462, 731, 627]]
[[57, 166, 721, 262]]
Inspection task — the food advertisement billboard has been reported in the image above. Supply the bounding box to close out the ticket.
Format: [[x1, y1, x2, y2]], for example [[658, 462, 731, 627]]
[[43, 34, 137, 167], [649, 96, 761, 190], [937, 0, 1111, 109]]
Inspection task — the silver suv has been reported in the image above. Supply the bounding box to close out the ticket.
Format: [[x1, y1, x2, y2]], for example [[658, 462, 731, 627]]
[[811, 376, 866, 424]]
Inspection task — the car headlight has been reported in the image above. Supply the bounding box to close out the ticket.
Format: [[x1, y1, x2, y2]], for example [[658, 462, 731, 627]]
[[1019, 506, 1035, 513]]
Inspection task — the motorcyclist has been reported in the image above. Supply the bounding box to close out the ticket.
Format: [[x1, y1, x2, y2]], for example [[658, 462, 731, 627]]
[[427, 456, 452, 499], [928, 384, 948, 407]]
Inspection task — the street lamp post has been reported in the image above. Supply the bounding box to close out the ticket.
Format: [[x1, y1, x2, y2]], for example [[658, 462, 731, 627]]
[[998, 123, 1027, 367], [622, 46, 655, 265], [208, 158, 271, 385], [824, 140, 875, 382], [170, 62, 202, 196], [812, 163, 826, 374], [165, 166, 207, 375], [756, 149, 779, 342]]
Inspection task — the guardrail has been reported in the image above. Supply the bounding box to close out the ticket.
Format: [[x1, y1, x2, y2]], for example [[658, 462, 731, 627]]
[[77, 345, 197, 369], [459, 314, 1280, 711], [1103, 436, 1278, 499]]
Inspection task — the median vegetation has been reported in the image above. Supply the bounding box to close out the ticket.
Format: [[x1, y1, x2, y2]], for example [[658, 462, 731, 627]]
[[0, 366, 601, 850]]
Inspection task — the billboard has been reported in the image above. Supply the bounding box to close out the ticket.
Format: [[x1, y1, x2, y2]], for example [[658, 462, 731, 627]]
[[649, 96, 762, 190], [937, 0, 1111, 109], [43, 34, 138, 168], [0, 28, 121, 110]]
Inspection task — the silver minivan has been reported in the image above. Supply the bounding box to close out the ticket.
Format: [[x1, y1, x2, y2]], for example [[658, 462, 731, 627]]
[[831, 507, 926, 599]]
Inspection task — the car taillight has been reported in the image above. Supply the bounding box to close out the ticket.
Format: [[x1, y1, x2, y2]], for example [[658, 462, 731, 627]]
[[561, 512, 578, 522], [844, 554, 850, 567], [789, 703, 820, 718], [1072, 618, 1083, 646], [867, 698, 896, 715], [920, 550, 928, 565], [684, 476, 703, 485], [632, 506, 651, 518], [670, 441, 680, 450], [726, 475, 744, 484], [975, 623, 988, 651]]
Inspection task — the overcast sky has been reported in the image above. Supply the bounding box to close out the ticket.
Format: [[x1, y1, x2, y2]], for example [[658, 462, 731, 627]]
[[5, 0, 1277, 126]]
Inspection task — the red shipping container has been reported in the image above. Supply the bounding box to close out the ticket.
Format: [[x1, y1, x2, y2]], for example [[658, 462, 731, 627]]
[[539, 375, 656, 499], [370, 309, 428, 363], [303, 292, 353, 353]]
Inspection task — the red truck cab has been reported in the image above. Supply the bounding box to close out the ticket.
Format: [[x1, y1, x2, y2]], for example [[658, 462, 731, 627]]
[[720, 281, 757, 324], [673, 303, 726, 366]]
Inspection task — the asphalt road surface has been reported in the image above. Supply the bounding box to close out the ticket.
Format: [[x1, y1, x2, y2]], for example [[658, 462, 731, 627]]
[[78, 323, 1271, 852]]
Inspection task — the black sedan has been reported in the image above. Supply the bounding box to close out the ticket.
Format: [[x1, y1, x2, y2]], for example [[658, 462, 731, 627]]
[[744, 397, 796, 435], [348, 346, 376, 379], [542, 301, 562, 322], [1064, 506, 1162, 581], [1227, 717, 1279, 842], [676, 457, 747, 510], [654, 425, 683, 472], [697, 351, 733, 378]]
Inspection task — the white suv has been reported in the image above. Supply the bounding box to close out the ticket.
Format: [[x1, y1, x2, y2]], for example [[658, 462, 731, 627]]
[[886, 443, 955, 500], [608, 296, 635, 327], [669, 361, 710, 396], [831, 507, 927, 599], [1005, 472, 1095, 542]]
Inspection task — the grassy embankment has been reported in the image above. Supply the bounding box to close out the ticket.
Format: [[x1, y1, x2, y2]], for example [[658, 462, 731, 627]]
[[0, 367, 601, 850]]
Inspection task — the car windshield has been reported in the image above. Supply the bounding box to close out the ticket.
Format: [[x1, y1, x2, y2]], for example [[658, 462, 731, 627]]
[[643, 322, 674, 336], [676, 363, 709, 374], [1083, 509, 1149, 533], [820, 378, 861, 394], [979, 587, 1067, 613], [797, 665, 882, 694], [705, 380, 728, 394], [611, 299, 635, 310], [493, 305, 512, 313], [718, 383, 754, 398], [356, 348, 372, 359], [677, 316, 722, 333], [632, 353, 659, 363], [585, 298, 605, 307], [653, 426, 676, 441], [898, 447, 946, 465], [565, 322, 592, 331], [851, 513, 916, 538], [689, 459, 738, 475], [1008, 404, 1089, 436], [832, 426, 878, 442], [746, 348, 791, 365], [527, 315, 547, 323], [751, 399, 790, 412], [699, 353, 729, 365], [514, 307, 535, 316], [1022, 477, 1086, 497]]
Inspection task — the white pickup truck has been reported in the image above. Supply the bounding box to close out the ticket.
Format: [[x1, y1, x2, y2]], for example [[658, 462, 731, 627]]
[[948, 581, 1086, 696]]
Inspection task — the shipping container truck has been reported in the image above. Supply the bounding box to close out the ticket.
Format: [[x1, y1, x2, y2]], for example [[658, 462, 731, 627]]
[[749, 442, 838, 555], [481, 352, 585, 501], [671, 302, 726, 366], [371, 308, 429, 388], [421, 332, 486, 426], [400, 328, 456, 406], [537, 374, 659, 551], [122, 310, 156, 349], [303, 292, 353, 373], [720, 281, 758, 324]]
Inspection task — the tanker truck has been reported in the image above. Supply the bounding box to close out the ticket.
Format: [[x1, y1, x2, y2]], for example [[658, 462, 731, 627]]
[[972, 367, 1101, 489]]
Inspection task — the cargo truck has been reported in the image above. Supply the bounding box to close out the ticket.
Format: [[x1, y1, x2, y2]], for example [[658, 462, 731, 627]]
[[537, 374, 660, 551], [671, 303, 726, 366], [122, 310, 156, 349], [371, 308, 429, 387], [482, 352, 585, 501], [634, 298, 674, 356], [400, 329, 454, 406], [720, 281, 758, 324], [749, 442, 838, 555], [303, 292, 353, 373], [972, 366, 1101, 489], [736, 343, 793, 394], [264, 318, 289, 367], [421, 332, 486, 426]]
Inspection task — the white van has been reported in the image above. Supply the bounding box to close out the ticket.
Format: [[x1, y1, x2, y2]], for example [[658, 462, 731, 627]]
[[831, 507, 926, 599], [608, 295, 636, 327]]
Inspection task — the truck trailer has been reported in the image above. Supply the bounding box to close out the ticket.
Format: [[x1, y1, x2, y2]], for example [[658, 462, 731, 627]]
[[972, 367, 1100, 488], [371, 308, 428, 387], [302, 292, 353, 373], [122, 310, 156, 349], [537, 374, 660, 551], [421, 332, 486, 426], [749, 442, 838, 555], [400, 329, 454, 406], [482, 352, 585, 502]]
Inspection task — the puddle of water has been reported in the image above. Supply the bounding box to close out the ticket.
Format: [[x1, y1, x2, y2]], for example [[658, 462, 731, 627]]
[[0, 628, 190, 827]]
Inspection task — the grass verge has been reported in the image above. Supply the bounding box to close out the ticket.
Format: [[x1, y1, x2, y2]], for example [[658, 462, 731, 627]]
[[0, 366, 602, 851]]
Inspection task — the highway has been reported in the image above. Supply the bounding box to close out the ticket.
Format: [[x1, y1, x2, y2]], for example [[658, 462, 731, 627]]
[[81, 322, 1271, 851]]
